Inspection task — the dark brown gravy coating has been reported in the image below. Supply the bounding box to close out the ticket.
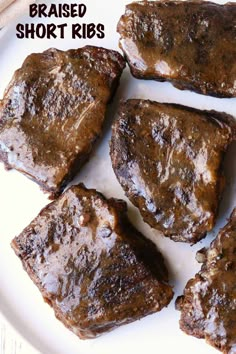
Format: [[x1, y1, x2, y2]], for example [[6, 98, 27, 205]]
[[176, 208, 236, 354], [110, 99, 236, 243], [117, 1, 236, 98], [0, 46, 125, 198], [11, 184, 173, 339]]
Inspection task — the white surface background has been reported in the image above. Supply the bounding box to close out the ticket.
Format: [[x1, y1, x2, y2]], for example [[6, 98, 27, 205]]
[[0, 1, 235, 353]]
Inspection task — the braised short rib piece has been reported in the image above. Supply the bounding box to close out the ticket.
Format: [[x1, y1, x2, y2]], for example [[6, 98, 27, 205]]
[[0, 46, 125, 197], [110, 99, 235, 243], [11, 184, 173, 339], [176, 209, 236, 353], [117, 1, 236, 97]]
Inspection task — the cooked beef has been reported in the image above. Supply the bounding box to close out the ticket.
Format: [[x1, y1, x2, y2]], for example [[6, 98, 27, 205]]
[[176, 209, 236, 353], [117, 1, 236, 98], [110, 99, 236, 243], [0, 46, 125, 198], [11, 184, 173, 339]]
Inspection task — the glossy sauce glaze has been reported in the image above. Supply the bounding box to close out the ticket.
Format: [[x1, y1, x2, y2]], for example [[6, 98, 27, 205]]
[[110, 99, 236, 243], [117, 1, 236, 97], [176, 209, 236, 354], [11, 184, 173, 339], [0, 46, 125, 197]]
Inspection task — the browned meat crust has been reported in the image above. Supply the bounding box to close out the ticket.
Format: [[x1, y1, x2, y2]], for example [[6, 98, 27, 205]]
[[117, 1, 236, 98], [11, 184, 173, 339], [110, 99, 236, 243], [176, 209, 236, 353], [0, 46, 125, 198]]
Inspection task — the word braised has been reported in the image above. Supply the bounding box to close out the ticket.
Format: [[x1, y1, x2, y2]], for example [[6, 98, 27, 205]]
[[29, 3, 87, 18]]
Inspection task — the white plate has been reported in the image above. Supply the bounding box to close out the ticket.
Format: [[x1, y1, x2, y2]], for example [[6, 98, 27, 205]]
[[0, 1, 235, 353]]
